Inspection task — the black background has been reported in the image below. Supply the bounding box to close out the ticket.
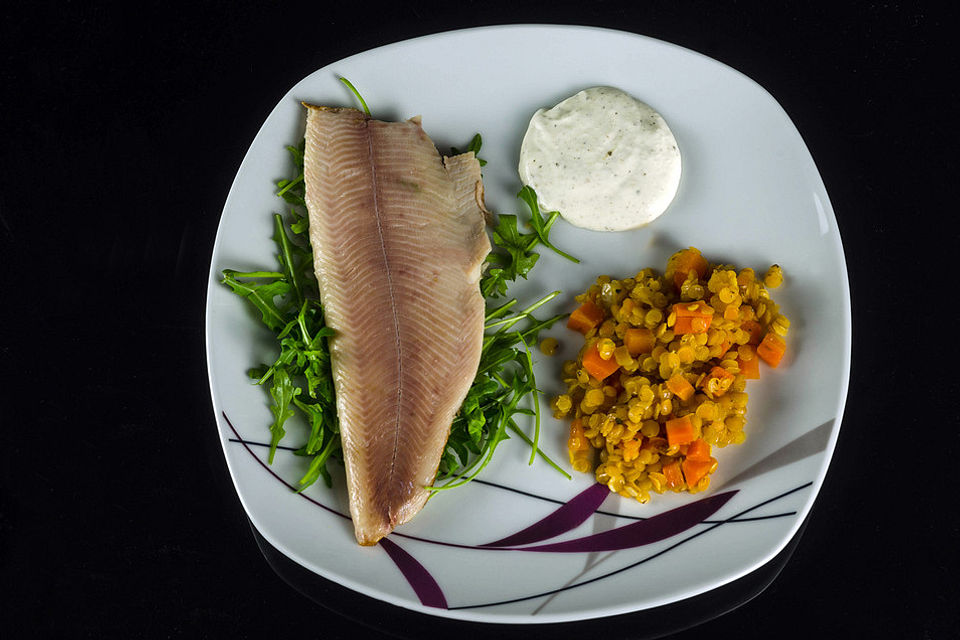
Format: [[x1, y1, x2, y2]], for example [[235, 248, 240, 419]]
[[2, 2, 957, 638]]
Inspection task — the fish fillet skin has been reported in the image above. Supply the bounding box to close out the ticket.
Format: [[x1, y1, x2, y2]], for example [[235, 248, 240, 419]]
[[303, 105, 490, 545]]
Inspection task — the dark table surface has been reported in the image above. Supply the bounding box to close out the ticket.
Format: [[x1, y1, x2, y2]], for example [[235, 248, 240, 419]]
[[2, 2, 957, 638]]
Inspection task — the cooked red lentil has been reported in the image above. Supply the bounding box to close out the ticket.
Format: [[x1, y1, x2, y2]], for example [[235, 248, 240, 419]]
[[552, 247, 789, 503]]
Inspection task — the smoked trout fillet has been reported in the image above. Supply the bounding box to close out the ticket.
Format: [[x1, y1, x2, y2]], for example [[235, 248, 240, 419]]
[[302, 105, 490, 545]]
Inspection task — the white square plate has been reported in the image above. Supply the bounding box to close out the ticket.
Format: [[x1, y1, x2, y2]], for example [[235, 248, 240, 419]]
[[205, 24, 851, 623]]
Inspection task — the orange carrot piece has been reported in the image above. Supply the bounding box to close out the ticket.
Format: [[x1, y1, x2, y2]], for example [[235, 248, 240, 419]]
[[665, 414, 696, 446], [568, 419, 590, 453], [716, 339, 731, 358], [672, 302, 713, 335], [674, 301, 712, 317], [642, 436, 667, 451], [581, 342, 620, 381], [757, 332, 786, 368], [621, 438, 642, 462], [663, 460, 684, 489], [673, 316, 693, 334], [699, 365, 735, 391], [567, 300, 605, 334], [666, 374, 695, 401], [682, 458, 714, 487], [738, 354, 760, 379], [686, 438, 711, 462], [741, 320, 764, 346], [667, 248, 709, 290], [623, 327, 656, 355]]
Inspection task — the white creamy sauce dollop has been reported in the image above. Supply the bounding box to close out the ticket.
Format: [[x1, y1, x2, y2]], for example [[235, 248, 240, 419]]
[[518, 86, 681, 231]]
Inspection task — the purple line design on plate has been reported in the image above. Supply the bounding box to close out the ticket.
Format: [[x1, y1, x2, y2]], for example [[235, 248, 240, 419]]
[[222, 412, 349, 520], [481, 482, 610, 547], [222, 411, 809, 612], [225, 411, 449, 606], [223, 429, 794, 543], [449, 482, 812, 611], [501, 490, 736, 552], [379, 538, 449, 609]]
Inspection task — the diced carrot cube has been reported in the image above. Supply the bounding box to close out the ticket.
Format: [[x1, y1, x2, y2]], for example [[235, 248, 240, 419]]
[[674, 301, 712, 317], [642, 436, 667, 451], [623, 327, 656, 355], [673, 316, 692, 334], [666, 374, 695, 401], [738, 354, 760, 379], [716, 340, 731, 358], [686, 438, 711, 462], [581, 342, 620, 381], [665, 414, 696, 446], [663, 460, 684, 489], [757, 332, 786, 368], [672, 302, 713, 335], [668, 248, 710, 291], [567, 300, 605, 334], [741, 320, 764, 345], [698, 366, 735, 397], [621, 438, 642, 462], [568, 419, 590, 453], [682, 457, 714, 487]]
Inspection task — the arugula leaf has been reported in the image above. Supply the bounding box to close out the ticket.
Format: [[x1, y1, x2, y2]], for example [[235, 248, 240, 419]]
[[293, 396, 328, 455], [339, 77, 371, 115], [290, 209, 310, 235], [479, 185, 580, 300], [479, 265, 508, 299], [491, 214, 540, 278], [517, 185, 580, 263], [273, 214, 306, 306], [451, 133, 487, 166], [221, 271, 292, 332], [433, 288, 571, 491], [297, 434, 339, 490], [222, 142, 340, 488], [276, 142, 306, 207], [268, 368, 300, 463], [434, 181, 580, 490]]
